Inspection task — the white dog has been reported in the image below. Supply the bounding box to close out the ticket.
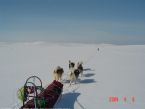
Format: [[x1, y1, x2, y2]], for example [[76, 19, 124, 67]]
[[69, 68, 80, 85]]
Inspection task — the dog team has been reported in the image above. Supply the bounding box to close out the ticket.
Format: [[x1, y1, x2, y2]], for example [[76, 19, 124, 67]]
[[53, 60, 83, 85]]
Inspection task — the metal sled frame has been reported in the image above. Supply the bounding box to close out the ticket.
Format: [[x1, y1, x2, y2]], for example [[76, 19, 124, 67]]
[[23, 76, 44, 108], [21, 76, 63, 108]]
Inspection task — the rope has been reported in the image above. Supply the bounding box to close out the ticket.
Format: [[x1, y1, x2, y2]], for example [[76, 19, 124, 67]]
[[72, 83, 86, 109], [73, 50, 97, 109], [60, 80, 85, 109], [76, 99, 86, 109]]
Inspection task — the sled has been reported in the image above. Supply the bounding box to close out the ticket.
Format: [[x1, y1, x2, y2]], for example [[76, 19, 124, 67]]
[[20, 76, 63, 108]]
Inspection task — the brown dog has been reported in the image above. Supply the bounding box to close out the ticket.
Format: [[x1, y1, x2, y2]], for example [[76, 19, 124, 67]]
[[53, 66, 64, 81]]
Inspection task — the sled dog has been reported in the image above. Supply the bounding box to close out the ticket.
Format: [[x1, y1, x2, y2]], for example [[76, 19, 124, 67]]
[[69, 60, 75, 70], [69, 68, 80, 85], [77, 61, 83, 76], [53, 66, 64, 81]]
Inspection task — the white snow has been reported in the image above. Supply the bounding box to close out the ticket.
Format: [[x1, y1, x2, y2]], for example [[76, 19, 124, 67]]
[[0, 42, 145, 109]]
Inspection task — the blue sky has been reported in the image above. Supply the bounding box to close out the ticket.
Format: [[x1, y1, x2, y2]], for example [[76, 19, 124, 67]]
[[0, 0, 145, 44]]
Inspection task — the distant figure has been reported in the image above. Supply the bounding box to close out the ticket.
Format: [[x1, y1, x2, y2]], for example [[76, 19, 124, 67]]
[[97, 48, 99, 51], [53, 66, 64, 81]]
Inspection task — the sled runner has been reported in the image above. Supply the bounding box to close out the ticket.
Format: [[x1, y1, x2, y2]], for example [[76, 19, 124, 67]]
[[19, 76, 63, 108]]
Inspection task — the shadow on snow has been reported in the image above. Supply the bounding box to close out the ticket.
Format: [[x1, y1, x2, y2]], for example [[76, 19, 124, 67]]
[[54, 92, 80, 109], [83, 73, 95, 77], [83, 68, 95, 71], [79, 79, 96, 84]]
